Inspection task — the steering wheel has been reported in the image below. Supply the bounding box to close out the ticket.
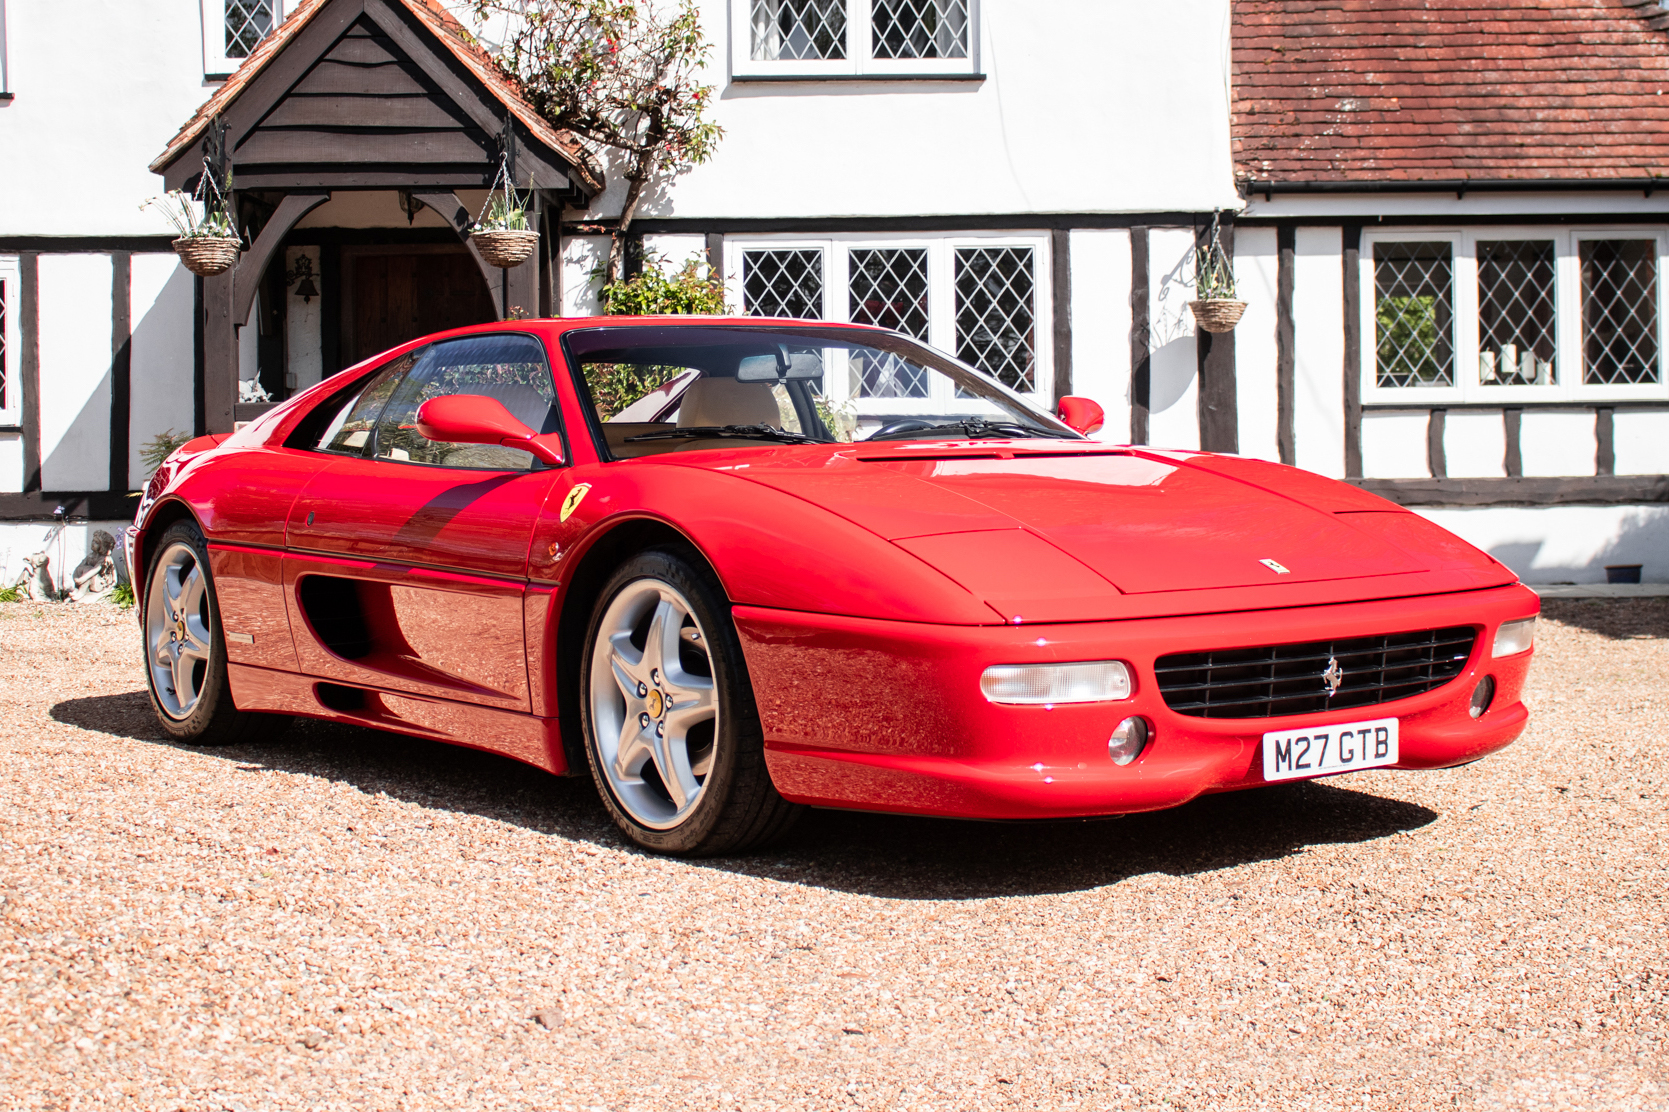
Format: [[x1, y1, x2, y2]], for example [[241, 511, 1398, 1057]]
[[867, 419, 936, 440]]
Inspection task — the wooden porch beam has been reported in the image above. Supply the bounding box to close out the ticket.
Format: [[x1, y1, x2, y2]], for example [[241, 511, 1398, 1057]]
[[233, 192, 331, 327]]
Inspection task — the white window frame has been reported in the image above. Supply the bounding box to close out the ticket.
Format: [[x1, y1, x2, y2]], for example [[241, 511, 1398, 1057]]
[[1360, 226, 1669, 404], [202, 0, 287, 79], [723, 231, 1052, 416], [729, 0, 980, 79], [0, 255, 19, 427], [0, 0, 11, 98]]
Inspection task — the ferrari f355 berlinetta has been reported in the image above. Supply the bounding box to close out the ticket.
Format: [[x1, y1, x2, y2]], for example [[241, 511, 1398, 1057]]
[[128, 318, 1537, 854]]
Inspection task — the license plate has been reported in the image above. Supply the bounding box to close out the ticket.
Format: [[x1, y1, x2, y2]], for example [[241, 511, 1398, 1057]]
[[1262, 717, 1398, 782]]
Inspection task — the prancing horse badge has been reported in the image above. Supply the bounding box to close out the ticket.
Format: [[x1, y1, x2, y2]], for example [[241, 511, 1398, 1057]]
[[560, 483, 593, 523], [1260, 558, 1291, 575]]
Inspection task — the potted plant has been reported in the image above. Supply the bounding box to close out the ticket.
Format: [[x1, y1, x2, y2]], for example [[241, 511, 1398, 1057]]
[[470, 174, 540, 269], [1188, 240, 1246, 334], [143, 189, 241, 277]]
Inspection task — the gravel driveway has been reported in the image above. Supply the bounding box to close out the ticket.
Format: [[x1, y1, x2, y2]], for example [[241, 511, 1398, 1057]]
[[1, 599, 1664, 1111]]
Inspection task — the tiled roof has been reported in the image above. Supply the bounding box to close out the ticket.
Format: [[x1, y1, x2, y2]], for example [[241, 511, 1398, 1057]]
[[150, 0, 602, 193], [1234, 0, 1669, 183]]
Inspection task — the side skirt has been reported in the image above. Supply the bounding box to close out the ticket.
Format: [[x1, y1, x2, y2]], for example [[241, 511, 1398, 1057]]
[[228, 662, 568, 775]]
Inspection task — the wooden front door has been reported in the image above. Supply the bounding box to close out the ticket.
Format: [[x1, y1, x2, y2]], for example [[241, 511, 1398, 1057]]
[[346, 247, 498, 364]]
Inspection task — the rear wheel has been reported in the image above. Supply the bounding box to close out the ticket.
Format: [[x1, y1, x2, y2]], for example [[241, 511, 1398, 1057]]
[[580, 549, 802, 855], [143, 520, 289, 746]]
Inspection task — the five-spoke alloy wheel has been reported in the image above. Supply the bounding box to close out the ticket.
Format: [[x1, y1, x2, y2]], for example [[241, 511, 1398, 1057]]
[[580, 549, 802, 855], [141, 519, 289, 746]]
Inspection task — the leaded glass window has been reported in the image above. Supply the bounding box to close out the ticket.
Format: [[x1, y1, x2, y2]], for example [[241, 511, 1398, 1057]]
[[225, 0, 275, 59], [1581, 239, 1661, 385], [872, 0, 968, 59], [1374, 242, 1454, 388], [751, 0, 846, 60], [1478, 240, 1556, 386], [848, 248, 930, 398], [955, 246, 1036, 392], [742, 249, 824, 319]]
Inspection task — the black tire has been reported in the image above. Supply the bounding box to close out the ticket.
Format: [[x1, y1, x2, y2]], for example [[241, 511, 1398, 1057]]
[[579, 547, 803, 856], [141, 519, 290, 746]]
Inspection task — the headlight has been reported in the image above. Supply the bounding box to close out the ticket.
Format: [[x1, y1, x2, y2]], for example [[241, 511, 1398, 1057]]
[[980, 661, 1132, 705], [1492, 617, 1536, 658]]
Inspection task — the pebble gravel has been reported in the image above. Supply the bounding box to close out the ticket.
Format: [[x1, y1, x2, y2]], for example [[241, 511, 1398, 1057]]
[[0, 598, 1664, 1111]]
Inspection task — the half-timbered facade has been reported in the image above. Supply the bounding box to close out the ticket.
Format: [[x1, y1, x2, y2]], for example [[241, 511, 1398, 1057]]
[[1, 0, 1665, 588]]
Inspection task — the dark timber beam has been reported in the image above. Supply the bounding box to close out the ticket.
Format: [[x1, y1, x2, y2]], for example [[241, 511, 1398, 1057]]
[[1129, 227, 1150, 444], [110, 253, 132, 492], [1195, 219, 1236, 453], [1275, 226, 1296, 466], [233, 192, 331, 327], [1342, 224, 1363, 478], [204, 272, 236, 434], [1050, 227, 1072, 405], [1354, 475, 1669, 507]]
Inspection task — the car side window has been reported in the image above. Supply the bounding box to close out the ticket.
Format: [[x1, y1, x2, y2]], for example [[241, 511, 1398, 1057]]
[[368, 334, 559, 471], [309, 353, 416, 455]]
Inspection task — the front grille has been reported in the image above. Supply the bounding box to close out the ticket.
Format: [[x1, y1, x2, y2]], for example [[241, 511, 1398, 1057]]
[[1154, 626, 1477, 719]]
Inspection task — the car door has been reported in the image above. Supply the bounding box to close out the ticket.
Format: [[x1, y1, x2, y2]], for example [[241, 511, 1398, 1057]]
[[282, 332, 566, 713]]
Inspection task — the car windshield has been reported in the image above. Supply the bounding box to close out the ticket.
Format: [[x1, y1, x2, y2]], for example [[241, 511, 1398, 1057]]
[[563, 324, 1078, 460]]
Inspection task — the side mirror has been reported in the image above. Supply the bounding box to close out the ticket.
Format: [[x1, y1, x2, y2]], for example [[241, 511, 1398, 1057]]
[[415, 394, 565, 466], [1056, 395, 1105, 436]]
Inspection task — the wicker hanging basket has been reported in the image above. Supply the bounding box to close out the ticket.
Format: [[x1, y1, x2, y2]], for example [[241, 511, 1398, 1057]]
[[173, 236, 241, 277], [1189, 298, 1247, 333], [471, 229, 540, 269]]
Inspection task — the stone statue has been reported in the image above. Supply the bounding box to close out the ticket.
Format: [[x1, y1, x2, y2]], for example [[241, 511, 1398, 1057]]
[[10, 552, 56, 602], [68, 530, 119, 603]]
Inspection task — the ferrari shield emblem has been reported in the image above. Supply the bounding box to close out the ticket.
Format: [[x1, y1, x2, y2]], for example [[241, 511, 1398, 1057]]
[[560, 483, 593, 523], [1260, 558, 1291, 575]]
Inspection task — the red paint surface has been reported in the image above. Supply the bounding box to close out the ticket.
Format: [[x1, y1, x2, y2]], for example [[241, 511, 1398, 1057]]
[[138, 318, 1540, 812]]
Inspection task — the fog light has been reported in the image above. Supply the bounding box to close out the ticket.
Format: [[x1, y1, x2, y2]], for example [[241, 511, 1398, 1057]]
[[1109, 716, 1149, 765], [1469, 675, 1496, 719], [980, 661, 1132, 705], [1493, 617, 1536, 658]]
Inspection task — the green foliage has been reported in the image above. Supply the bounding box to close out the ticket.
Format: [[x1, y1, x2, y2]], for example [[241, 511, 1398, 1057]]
[[139, 429, 193, 477], [585, 362, 689, 421], [471, 0, 723, 283], [471, 187, 531, 233], [141, 190, 237, 240], [1195, 244, 1237, 300], [110, 582, 136, 609], [1376, 296, 1449, 385], [0, 585, 21, 604], [599, 255, 727, 315]]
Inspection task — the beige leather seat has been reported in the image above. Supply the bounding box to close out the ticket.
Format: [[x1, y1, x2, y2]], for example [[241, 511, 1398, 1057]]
[[676, 377, 781, 428]]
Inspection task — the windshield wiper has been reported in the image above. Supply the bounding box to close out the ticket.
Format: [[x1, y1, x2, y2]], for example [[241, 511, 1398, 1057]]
[[624, 424, 821, 445], [866, 418, 1074, 442]]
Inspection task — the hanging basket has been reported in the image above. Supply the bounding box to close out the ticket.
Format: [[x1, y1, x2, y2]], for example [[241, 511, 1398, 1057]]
[[1189, 298, 1247, 333], [173, 236, 241, 277], [471, 229, 539, 269]]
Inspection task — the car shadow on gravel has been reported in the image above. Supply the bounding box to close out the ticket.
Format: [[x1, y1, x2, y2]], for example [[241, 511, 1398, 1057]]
[[54, 690, 1436, 900], [1541, 598, 1669, 641]]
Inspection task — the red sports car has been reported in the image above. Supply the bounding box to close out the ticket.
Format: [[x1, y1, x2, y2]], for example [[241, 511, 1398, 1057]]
[[128, 318, 1538, 855]]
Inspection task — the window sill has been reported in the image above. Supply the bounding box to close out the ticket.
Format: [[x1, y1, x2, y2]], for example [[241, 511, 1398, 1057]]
[[729, 72, 985, 84], [0, 93, 14, 103]]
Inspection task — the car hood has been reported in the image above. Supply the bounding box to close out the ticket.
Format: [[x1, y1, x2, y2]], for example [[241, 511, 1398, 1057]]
[[670, 443, 1515, 621]]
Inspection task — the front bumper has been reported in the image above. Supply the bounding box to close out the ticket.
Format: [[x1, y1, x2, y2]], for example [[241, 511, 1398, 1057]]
[[734, 584, 1538, 820]]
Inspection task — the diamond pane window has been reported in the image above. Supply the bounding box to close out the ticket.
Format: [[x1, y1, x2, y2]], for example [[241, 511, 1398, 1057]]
[[848, 248, 930, 398], [1477, 240, 1557, 386], [1581, 240, 1660, 385], [872, 0, 969, 59], [955, 246, 1036, 392], [742, 249, 825, 319], [1374, 242, 1454, 388], [225, 0, 275, 59], [751, 0, 846, 60]]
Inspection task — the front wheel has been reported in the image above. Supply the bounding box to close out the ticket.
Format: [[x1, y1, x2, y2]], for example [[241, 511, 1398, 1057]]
[[580, 549, 802, 856], [142, 520, 289, 746]]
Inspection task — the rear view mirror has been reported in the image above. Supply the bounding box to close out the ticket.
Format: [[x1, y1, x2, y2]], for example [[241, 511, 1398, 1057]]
[[414, 394, 565, 466], [736, 352, 823, 382]]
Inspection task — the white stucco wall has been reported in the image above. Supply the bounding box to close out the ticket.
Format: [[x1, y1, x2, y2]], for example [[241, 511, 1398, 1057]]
[[577, 0, 1238, 221], [1520, 410, 1597, 478], [284, 246, 325, 393], [0, 520, 132, 594], [1420, 505, 1669, 584], [1445, 410, 1508, 479], [1067, 228, 1132, 442], [0, 2, 212, 236], [1360, 411, 1429, 479], [0, 432, 22, 493], [1233, 226, 1280, 463], [128, 253, 196, 490], [1147, 227, 1199, 451], [561, 236, 610, 316], [38, 254, 113, 492], [1613, 409, 1669, 475], [1291, 226, 1344, 478]]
